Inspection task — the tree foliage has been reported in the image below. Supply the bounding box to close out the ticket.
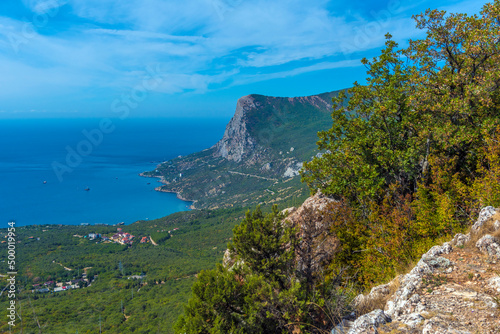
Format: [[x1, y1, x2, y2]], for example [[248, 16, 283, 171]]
[[175, 206, 355, 334], [302, 1, 500, 286], [228, 206, 297, 288]]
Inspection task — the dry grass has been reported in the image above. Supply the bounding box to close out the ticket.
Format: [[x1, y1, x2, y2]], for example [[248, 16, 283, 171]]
[[354, 257, 419, 316]]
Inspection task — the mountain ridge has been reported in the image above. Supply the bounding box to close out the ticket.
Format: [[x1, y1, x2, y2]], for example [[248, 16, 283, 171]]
[[143, 90, 344, 209]]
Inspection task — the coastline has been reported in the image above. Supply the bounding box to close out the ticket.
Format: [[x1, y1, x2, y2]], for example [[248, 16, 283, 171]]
[[139, 172, 198, 210]]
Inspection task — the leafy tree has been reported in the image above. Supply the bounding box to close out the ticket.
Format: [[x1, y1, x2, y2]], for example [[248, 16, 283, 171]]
[[302, 35, 417, 206], [302, 1, 500, 286]]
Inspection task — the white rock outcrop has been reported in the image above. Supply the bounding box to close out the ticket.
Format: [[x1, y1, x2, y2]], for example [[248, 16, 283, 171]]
[[476, 234, 500, 258]]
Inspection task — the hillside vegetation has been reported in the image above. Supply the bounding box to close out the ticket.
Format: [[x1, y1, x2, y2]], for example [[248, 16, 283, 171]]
[[302, 1, 500, 287], [0, 208, 247, 333], [176, 2, 500, 333]]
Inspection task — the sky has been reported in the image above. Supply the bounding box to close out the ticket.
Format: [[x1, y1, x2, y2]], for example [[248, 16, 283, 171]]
[[0, 0, 485, 119]]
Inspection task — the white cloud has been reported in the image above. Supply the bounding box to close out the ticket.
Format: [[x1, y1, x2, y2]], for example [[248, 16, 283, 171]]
[[230, 59, 363, 87], [22, 0, 68, 14], [0, 0, 481, 114]]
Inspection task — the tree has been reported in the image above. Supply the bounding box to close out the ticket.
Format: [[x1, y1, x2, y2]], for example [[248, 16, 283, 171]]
[[174, 264, 274, 334], [302, 1, 500, 286], [228, 205, 297, 289], [176, 205, 355, 333], [302, 35, 418, 207]]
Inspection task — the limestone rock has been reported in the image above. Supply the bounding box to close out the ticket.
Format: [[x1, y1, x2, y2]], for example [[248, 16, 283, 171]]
[[353, 282, 392, 312], [494, 220, 500, 231], [214, 95, 257, 163], [422, 256, 451, 269], [280, 206, 297, 216], [287, 190, 338, 275], [222, 248, 234, 268], [286, 190, 336, 222], [331, 319, 353, 334], [451, 233, 470, 247], [347, 309, 391, 334], [396, 312, 425, 329], [488, 276, 500, 293], [283, 161, 303, 178], [385, 242, 453, 318], [471, 206, 497, 233], [476, 234, 500, 258], [422, 315, 471, 334]]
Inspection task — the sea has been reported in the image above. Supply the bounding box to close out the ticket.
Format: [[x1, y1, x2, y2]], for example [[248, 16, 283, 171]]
[[0, 118, 227, 227]]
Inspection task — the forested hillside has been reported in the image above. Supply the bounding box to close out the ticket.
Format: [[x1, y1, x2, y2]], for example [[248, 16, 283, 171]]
[[176, 2, 500, 333], [142, 91, 344, 209]]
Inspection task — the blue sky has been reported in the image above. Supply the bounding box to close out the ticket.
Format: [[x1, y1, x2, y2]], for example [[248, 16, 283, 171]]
[[0, 0, 484, 118]]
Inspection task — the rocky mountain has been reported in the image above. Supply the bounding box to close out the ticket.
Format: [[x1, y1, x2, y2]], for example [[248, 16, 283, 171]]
[[142, 90, 343, 209], [213, 95, 257, 163], [213, 93, 336, 164]]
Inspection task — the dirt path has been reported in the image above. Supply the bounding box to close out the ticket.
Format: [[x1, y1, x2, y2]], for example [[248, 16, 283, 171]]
[[228, 171, 278, 182]]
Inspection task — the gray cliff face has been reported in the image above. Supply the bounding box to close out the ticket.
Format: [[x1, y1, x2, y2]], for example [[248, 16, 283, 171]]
[[213, 95, 257, 163], [212, 92, 335, 165]]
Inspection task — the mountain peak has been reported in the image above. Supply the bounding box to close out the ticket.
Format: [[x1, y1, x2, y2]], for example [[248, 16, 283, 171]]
[[213, 91, 337, 164], [213, 95, 257, 163]]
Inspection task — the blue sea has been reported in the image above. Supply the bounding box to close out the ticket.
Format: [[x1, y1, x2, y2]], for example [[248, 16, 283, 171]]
[[0, 118, 227, 227]]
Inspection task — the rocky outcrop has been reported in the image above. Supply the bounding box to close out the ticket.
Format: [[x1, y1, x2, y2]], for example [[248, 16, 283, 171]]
[[286, 190, 336, 221], [345, 207, 500, 334], [213, 95, 257, 163], [350, 309, 391, 334], [283, 161, 303, 178], [212, 92, 337, 167], [383, 242, 453, 318], [451, 233, 470, 247], [471, 206, 497, 233], [224, 191, 337, 271], [476, 235, 500, 258]]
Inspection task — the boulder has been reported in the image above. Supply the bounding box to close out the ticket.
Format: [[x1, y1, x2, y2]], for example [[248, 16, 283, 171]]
[[347, 309, 391, 334], [471, 206, 497, 233], [476, 235, 500, 258], [451, 233, 470, 247]]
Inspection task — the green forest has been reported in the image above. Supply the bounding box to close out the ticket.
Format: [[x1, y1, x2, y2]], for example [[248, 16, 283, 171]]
[[0, 208, 248, 333], [3, 1, 500, 333]]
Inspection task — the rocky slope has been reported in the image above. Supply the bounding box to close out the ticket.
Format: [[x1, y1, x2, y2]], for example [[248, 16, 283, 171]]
[[143, 90, 343, 209], [334, 206, 500, 334], [221, 187, 500, 333]]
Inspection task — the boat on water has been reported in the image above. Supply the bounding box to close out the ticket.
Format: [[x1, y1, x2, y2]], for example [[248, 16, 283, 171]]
[[84, 187, 90, 191]]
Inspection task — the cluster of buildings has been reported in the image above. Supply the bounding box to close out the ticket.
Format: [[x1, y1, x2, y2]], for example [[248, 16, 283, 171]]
[[73, 233, 107, 240], [73, 228, 159, 246], [110, 228, 135, 245], [32, 274, 94, 294]]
